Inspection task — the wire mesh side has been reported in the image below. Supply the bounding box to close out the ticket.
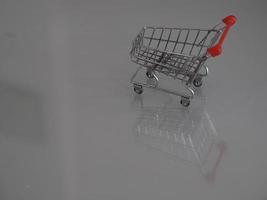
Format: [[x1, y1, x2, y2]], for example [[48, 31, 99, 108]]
[[141, 27, 222, 56], [131, 46, 200, 82]]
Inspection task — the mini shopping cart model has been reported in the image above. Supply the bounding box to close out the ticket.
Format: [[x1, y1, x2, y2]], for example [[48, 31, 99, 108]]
[[130, 15, 236, 107]]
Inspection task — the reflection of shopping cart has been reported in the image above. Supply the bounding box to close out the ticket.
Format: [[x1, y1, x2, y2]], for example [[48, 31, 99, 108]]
[[130, 15, 236, 106], [133, 95, 226, 182]]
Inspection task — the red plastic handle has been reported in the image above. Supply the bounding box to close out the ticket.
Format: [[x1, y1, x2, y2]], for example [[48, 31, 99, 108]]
[[207, 15, 237, 57]]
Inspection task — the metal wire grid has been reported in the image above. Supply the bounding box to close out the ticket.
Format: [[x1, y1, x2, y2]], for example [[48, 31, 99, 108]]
[[130, 26, 222, 82]]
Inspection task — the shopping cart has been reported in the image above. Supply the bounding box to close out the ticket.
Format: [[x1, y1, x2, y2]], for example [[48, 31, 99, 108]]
[[130, 15, 236, 107]]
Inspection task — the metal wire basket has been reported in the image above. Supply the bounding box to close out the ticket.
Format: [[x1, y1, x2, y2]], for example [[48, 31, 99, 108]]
[[130, 15, 236, 107]]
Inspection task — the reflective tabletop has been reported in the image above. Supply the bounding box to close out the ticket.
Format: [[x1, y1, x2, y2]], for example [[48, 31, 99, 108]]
[[0, 0, 267, 199]]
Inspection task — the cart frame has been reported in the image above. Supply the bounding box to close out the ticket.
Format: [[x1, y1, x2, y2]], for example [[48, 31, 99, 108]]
[[130, 15, 236, 106]]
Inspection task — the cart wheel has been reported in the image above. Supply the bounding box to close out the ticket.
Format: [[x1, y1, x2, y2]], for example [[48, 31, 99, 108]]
[[146, 71, 154, 79], [180, 97, 190, 107], [134, 85, 143, 94], [193, 77, 203, 87]]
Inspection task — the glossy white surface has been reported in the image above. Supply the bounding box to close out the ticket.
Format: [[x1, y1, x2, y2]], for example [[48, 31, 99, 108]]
[[0, 0, 267, 199]]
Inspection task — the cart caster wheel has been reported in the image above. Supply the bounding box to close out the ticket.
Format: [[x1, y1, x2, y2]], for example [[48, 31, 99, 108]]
[[134, 85, 143, 94], [146, 71, 154, 79], [180, 97, 190, 107], [193, 78, 203, 87]]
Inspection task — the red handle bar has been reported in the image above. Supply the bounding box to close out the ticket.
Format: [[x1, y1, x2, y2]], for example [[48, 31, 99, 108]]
[[207, 15, 237, 57]]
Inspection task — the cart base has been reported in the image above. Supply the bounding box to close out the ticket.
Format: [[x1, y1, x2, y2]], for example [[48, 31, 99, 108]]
[[130, 66, 208, 106]]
